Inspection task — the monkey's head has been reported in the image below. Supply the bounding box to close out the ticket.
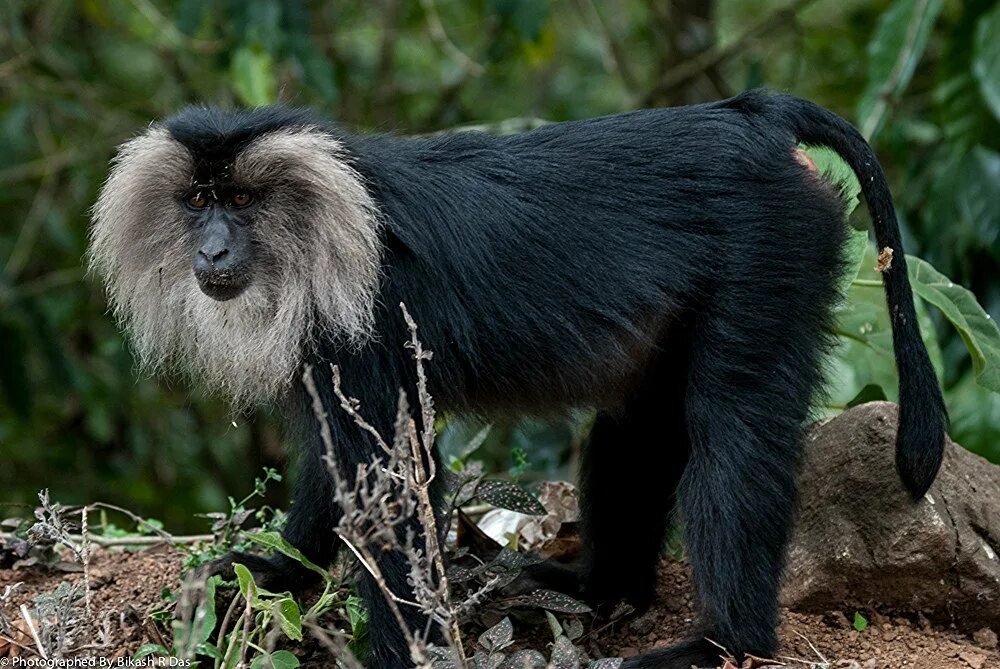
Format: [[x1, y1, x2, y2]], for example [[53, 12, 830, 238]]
[[88, 107, 382, 405]]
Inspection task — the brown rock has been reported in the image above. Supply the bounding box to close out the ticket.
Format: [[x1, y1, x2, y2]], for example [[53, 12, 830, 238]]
[[782, 402, 1000, 632], [973, 627, 998, 649], [959, 650, 986, 668]]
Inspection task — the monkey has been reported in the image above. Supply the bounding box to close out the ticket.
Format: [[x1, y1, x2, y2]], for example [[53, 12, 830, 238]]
[[88, 90, 946, 669]]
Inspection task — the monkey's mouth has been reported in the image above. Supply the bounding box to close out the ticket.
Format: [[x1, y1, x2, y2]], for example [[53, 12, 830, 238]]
[[195, 268, 251, 301]]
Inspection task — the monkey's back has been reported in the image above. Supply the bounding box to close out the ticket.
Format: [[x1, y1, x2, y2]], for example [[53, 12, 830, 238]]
[[345, 93, 848, 411]]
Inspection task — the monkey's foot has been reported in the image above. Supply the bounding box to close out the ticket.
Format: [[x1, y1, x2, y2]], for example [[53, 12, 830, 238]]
[[620, 638, 722, 669], [204, 551, 321, 593]]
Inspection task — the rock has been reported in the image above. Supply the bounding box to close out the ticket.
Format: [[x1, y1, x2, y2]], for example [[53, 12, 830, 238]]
[[973, 627, 998, 649], [628, 610, 658, 636], [783, 402, 1000, 632], [959, 650, 986, 669]]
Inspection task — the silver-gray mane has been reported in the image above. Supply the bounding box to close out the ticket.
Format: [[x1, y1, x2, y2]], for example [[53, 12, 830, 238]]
[[88, 125, 382, 407]]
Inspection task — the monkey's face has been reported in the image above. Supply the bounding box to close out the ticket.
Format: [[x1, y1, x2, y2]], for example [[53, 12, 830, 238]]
[[88, 115, 382, 405], [184, 183, 256, 301]]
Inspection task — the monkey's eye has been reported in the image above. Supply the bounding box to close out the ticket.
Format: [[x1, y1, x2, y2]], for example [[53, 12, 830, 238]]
[[187, 193, 208, 209], [230, 192, 252, 207]]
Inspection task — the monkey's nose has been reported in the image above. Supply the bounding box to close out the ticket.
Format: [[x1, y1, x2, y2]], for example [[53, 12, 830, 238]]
[[194, 247, 229, 272]]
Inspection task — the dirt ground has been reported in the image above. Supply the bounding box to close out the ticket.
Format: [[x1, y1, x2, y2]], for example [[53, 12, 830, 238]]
[[593, 560, 999, 669], [1, 547, 997, 668]]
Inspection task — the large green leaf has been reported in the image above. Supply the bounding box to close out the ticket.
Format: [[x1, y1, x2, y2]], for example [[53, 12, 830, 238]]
[[858, 0, 944, 139], [973, 3, 1000, 121], [908, 256, 1000, 392]]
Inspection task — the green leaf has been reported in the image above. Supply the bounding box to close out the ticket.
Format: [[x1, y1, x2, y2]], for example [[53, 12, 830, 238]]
[[853, 611, 869, 632], [344, 587, 370, 658], [907, 256, 1000, 393], [268, 651, 301, 669], [946, 373, 1000, 464], [846, 383, 888, 408], [247, 532, 329, 578], [346, 593, 368, 634], [478, 616, 514, 653], [134, 644, 170, 659], [500, 650, 547, 669], [499, 589, 591, 614], [230, 45, 276, 107], [857, 0, 944, 139], [548, 635, 580, 669], [195, 575, 221, 644], [973, 3, 1000, 121], [955, 147, 1000, 252], [233, 563, 259, 606], [476, 479, 546, 515], [273, 597, 303, 641], [196, 643, 225, 660]]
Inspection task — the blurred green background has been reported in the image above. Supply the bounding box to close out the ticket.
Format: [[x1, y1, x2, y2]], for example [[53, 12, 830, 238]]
[[1, 0, 999, 531]]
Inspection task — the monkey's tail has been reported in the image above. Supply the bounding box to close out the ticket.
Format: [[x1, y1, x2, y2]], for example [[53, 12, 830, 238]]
[[761, 91, 946, 499]]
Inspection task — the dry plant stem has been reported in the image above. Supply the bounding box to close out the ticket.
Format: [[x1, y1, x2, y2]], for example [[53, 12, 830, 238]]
[[793, 630, 829, 665], [0, 532, 212, 547], [220, 611, 245, 669], [0, 632, 37, 655], [80, 506, 92, 619], [88, 501, 177, 540], [337, 535, 421, 609], [214, 593, 244, 669], [401, 303, 465, 661], [238, 597, 252, 668], [330, 365, 392, 455], [19, 604, 46, 659], [303, 303, 471, 668], [302, 366, 424, 663]]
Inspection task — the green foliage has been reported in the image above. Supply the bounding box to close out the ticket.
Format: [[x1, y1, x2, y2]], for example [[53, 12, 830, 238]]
[[853, 611, 870, 632], [973, 3, 1000, 120], [858, 0, 944, 139], [908, 256, 1000, 392]]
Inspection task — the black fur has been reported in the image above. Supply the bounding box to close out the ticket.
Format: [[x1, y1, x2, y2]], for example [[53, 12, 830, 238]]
[[164, 90, 946, 668]]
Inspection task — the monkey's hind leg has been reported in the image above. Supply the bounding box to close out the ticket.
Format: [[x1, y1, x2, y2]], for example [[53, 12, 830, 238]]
[[578, 348, 692, 610], [625, 291, 831, 668]]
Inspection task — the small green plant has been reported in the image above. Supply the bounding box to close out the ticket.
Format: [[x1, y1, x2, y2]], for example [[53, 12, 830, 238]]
[[139, 532, 347, 669], [853, 611, 869, 632], [509, 446, 530, 480], [184, 468, 285, 571]]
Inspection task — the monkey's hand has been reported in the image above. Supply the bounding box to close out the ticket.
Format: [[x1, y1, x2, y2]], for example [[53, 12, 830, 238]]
[[204, 551, 321, 593]]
